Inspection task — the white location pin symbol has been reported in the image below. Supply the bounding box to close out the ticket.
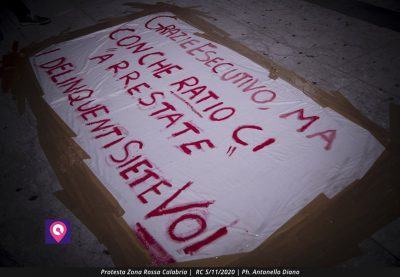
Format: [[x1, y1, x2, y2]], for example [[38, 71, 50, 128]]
[[49, 221, 67, 243]]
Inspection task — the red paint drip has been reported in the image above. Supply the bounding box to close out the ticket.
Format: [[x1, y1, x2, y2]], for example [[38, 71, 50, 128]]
[[170, 91, 203, 118], [134, 222, 176, 265]]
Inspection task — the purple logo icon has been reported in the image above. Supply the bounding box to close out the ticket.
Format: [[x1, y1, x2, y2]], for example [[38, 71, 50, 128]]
[[45, 219, 71, 244]]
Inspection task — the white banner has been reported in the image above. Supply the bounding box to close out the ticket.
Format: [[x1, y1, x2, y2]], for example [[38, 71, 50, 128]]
[[30, 13, 384, 263]]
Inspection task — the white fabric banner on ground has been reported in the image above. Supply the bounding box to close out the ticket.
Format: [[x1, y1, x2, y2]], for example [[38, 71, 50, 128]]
[[30, 13, 384, 263]]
